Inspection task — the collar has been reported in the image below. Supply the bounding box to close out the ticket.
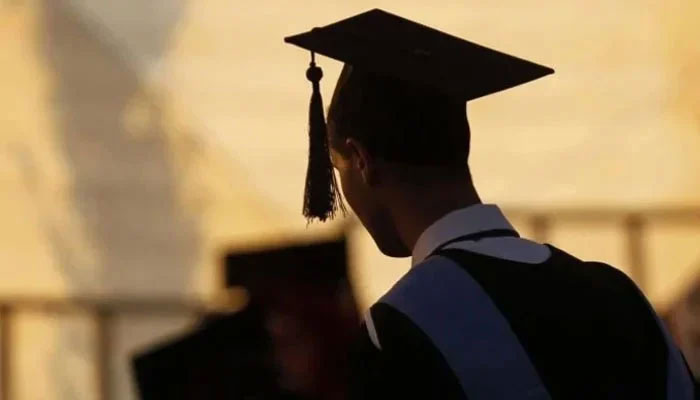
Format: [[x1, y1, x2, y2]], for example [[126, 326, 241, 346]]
[[411, 204, 516, 266]]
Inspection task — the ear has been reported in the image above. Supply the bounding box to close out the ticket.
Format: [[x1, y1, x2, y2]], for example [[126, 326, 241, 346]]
[[345, 137, 375, 185]]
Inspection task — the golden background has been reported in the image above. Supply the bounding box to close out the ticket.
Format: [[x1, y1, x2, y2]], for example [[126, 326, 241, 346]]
[[0, 0, 698, 398]]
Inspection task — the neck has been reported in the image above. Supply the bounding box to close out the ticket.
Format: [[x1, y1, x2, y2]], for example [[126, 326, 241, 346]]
[[387, 176, 481, 254]]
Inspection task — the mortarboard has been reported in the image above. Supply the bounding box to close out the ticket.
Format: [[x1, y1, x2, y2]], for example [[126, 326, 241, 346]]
[[224, 237, 348, 295], [285, 9, 554, 222]]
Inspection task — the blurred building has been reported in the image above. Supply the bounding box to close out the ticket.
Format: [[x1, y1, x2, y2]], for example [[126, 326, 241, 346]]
[[0, 0, 699, 398]]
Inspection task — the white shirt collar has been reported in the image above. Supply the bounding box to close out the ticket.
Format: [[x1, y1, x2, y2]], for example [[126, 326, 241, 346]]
[[411, 204, 516, 266]]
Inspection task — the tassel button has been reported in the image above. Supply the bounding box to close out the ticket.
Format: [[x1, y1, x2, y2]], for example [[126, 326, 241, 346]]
[[306, 64, 323, 83]]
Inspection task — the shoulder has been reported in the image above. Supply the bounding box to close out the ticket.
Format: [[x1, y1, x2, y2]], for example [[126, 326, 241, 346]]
[[380, 255, 464, 310], [370, 253, 502, 350], [353, 303, 468, 399], [550, 247, 647, 304], [359, 301, 468, 398], [363, 255, 462, 350], [366, 256, 552, 399]]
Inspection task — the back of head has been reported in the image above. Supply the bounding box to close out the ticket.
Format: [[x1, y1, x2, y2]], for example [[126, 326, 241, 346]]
[[286, 9, 555, 222], [327, 65, 470, 168]]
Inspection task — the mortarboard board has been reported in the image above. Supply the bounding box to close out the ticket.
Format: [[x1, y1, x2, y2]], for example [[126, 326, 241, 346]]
[[285, 9, 554, 222], [224, 237, 348, 291]]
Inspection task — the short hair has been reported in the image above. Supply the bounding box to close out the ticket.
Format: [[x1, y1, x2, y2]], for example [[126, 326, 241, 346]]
[[327, 66, 470, 167]]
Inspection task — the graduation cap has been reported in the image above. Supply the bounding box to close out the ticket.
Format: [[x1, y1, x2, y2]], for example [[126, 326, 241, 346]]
[[224, 237, 355, 317], [285, 9, 554, 222], [224, 237, 348, 291]]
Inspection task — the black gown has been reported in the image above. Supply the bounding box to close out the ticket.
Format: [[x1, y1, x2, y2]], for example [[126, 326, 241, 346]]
[[132, 307, 303, 400], [349, 241, 697, 399]]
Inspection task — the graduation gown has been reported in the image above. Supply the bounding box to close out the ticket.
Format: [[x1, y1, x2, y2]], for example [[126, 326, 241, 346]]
[[132, 307, 303, 400], [349, 219, 696, 399]]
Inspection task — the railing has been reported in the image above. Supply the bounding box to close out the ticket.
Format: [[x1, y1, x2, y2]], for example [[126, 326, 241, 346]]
[[1, 207, 699, 400], [503, 206, 700, 292], [0, 297, 209, 400]]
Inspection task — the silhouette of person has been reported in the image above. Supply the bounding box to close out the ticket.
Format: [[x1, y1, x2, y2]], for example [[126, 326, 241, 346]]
[[132, 238, 359, 400], [285, 9, 697, 399], [225, 239, 359, 400]]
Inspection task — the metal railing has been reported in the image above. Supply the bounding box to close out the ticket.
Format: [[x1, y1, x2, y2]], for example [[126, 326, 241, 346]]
[[1, 207, 699, 400]]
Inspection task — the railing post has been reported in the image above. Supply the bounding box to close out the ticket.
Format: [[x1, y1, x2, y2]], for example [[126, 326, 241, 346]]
[[95, 307, 113, 400], [531, 214, 551, 243], [0, 305, 11, 400], [625, 214, 647, 293]]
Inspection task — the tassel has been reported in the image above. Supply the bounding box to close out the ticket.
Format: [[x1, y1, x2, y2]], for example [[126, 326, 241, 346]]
[[303, 52, 345, 222]]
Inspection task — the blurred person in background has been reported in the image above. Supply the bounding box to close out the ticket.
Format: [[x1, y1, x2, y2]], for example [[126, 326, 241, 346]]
[[133, 239, 359, 400], [133, 305, 284, 400], [286, 9, 697, 399], [263, 277, 359, 400], [229, 239, 360, 400]]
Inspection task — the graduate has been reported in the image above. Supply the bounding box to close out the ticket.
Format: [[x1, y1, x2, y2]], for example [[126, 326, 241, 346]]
[[132, 239, 358, 400], [285, 9, 697, 399]]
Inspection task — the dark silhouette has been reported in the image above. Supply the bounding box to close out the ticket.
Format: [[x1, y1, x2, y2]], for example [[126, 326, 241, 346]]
[[133, 238, 360, 400], [285, 9, 697, 399]]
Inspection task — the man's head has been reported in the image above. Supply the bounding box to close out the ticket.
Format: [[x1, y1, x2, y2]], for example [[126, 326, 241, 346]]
[[285, 9, 555, 251], [327, 66, 471, 257]]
